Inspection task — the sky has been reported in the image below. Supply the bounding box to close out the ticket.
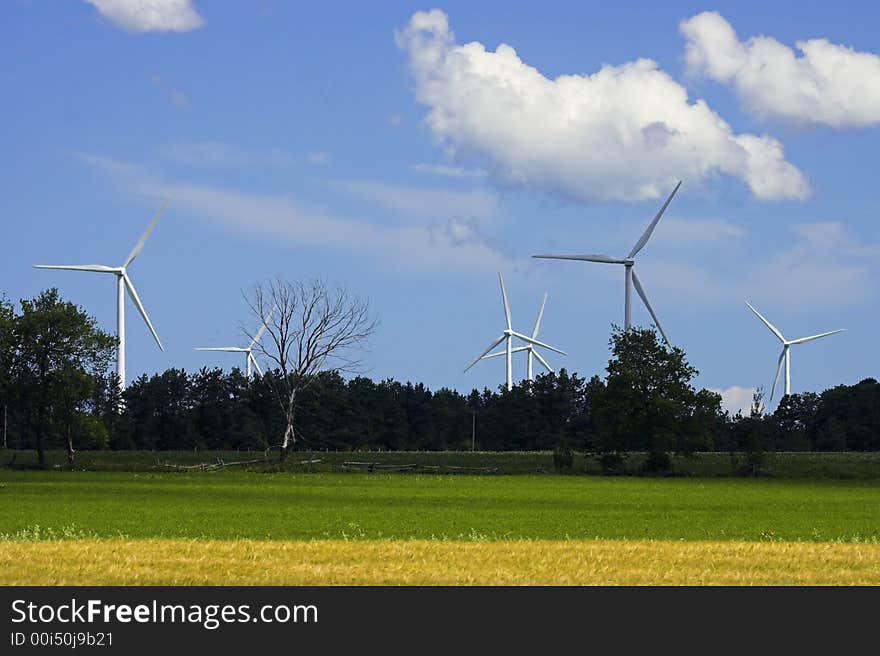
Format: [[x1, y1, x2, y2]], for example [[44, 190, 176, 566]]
[[2, 0, 879, 414]]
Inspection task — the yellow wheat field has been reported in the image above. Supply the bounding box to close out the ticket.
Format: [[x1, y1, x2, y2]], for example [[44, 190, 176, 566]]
[[2, 539, 879, 585]]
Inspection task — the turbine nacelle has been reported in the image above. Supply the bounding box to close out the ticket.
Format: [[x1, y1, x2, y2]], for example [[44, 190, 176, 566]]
[[33, 200, 170, 392], [532, 181, 680, 344], [465, 273, 566, 390], [745, 301, 845, 401], [194, 305, 277, 380]]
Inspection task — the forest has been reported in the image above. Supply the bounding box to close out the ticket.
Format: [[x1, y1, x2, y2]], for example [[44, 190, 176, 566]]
[[2, 289, 879, 466]]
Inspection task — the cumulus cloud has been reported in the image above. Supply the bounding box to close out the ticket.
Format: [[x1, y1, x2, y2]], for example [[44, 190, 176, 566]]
[[710, 386, 756, 416], [395, 9, 808, 202], [86, 0, 203, 33], [681, 11, 880, 127]]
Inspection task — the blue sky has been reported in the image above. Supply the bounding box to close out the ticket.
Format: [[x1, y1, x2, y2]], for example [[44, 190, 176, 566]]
[[2, 1, 879, 413]]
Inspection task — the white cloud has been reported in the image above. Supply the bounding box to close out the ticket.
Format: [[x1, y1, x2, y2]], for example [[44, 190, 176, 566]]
[[166, 88, 191, 108], [645, 221, 879, 311], [413, 163, 487, 180], [150, 74, 192, 109], [86, 0, 203, 33], [652, 217, 746, 249], [395, 10, 808, 202], [681, 11, 880, 127], [161, 141, 246, 167], [307, 152, 330, 166], [75, 153, 511, 274], [710, 385, 756, 416], [333, 179, 498, 222], [160, 141, 314, 169]]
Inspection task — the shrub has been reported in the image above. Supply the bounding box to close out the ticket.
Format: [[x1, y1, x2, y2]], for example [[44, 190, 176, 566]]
[[552, 441, 574, 473], [596, 451, 626, 475], [640, 450, 672, 474]]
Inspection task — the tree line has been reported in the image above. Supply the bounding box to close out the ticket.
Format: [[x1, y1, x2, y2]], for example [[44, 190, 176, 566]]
[[2, 288, 878, 467]]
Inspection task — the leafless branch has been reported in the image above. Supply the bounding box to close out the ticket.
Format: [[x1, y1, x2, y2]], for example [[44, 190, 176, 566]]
[[243, 277, 378, 460]]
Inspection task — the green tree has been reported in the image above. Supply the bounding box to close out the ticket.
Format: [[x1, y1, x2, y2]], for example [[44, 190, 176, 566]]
[[812, 379, 880, 451], [729, 388, 768, 476], [9, 288, 115, 464], [0, 296, 15, 449], [587, 326, 719, 473], [770, 392, 819, 451]]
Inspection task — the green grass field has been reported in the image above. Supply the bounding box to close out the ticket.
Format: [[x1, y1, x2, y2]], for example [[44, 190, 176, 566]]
[[1, 471, 878, 542], [3, 469, 879, 584]]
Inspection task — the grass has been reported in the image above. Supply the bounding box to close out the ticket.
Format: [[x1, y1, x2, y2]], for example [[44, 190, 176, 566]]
[[3, 470, 877, 585], [1, 471, 879, 542], [1, 538, 878, 585], [4, 449, 880, 478]]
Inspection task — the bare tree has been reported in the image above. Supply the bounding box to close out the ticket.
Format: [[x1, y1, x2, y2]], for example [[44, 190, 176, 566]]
[[244, 278, 378, 462]]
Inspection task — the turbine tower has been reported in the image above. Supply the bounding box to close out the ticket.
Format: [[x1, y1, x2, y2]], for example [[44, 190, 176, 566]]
[[464, 273, 566, 391], [480, 293, 557, 381], [194, 306, 276, 379], [34, 201, 169, 391], [745, 301, 845, 401], [532, 181, 681, 343]]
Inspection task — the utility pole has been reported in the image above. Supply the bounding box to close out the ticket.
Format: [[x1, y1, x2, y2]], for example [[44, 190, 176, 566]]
[[2, 404, 6, 450], [471, 411, 476, 452]]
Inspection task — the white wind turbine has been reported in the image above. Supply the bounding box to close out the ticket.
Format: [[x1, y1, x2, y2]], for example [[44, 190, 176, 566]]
[[480, 293, 557, 381], [533, 181, 681, 343], [745, 302, 845, 401], [194, 306, 276, 380], [34, 200, 169, 391], [464, 274, 566, 391]]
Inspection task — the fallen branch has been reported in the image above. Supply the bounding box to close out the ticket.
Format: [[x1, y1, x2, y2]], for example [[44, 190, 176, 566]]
[[342, 462, 498, 474], [157, 457, 267, 472]]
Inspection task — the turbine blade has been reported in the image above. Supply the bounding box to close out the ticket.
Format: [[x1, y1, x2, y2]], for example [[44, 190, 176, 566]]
[[631, 269, 669, 344], [249, 353, 264, 377], [788, 329, 846, 345], [498, 272, 512, 330], [124, 199, 169, 267], [510, 331, 566, 355], [532, 349, 554, 373], [194, 347, 247, 352], [481, 346, 529, 360], [745, 301, 786, 343], [770, 349, 785, 402], [532, 254, 625, 264], [249, 304, 277, 348], [532, 293, 547, 338], [33, 264, 118, 273], [464, 335, 506, 372], [628, 180, 681, 258], [123, 273, 163, 351]]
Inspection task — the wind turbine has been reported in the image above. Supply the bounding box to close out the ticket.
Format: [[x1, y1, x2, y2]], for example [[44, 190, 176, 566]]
[[745, 301, 845, 401], [480, 293, 557, 381], [194, 306, 276, 379], [464, 274, 566, 391], [34, 200, 169, 391], [532, 181, 681, 343]]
